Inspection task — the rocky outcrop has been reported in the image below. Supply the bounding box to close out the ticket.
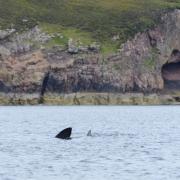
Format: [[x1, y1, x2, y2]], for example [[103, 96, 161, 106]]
[[0, 50, 49, 93], [0, 10, 179, 104], [0, 29, 16, 40], [68, 38, 100, 54], [2, 26, 51, 55]]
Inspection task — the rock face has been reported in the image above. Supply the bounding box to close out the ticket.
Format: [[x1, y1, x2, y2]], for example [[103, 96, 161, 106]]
[[43, 9, 180, 94], [0, 10, 179, 104], [0, 50, 49, 93]]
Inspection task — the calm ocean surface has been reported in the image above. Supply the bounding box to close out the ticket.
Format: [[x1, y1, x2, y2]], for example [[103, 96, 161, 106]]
[[0, 106, 180, 180]]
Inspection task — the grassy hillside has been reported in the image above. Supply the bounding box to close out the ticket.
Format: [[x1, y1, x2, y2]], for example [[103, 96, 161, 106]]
[[0, 0, 180, 53]]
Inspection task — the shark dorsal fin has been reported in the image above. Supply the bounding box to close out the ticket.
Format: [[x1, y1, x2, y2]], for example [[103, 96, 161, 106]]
[[55, 127, 72, 139], [87, 130, 92, 136]]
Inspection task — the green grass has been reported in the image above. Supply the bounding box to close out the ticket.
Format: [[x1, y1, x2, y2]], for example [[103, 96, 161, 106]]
[[0, 0, 180, 53], [40, 23, 94, 48]]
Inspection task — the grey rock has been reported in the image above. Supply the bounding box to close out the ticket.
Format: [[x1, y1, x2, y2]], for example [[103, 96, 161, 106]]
[[0, 29, 16, 40], [68, 38, 79, 54], [88, 42, 100, 52]]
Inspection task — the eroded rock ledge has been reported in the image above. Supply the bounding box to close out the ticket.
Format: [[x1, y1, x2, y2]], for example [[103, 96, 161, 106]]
[[0, 9, 180, 105], [0, 93, 179, 105]]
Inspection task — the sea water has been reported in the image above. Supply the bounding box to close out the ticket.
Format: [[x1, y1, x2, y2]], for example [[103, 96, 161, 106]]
[[0, 106, 180, 180]]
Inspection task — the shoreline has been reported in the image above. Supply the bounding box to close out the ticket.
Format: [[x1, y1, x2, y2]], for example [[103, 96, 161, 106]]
[[0, 92, 179, 105]]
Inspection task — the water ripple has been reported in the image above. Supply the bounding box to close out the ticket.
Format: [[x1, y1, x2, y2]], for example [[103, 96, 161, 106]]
[[0, 106, 180, 180]]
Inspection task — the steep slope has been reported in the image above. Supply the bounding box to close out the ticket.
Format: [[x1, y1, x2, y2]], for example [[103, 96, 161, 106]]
[[0, 0, 180, 52]]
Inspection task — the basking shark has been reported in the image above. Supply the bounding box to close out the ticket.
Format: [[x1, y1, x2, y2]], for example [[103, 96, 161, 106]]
[[55, 127, 72, 140], [87, 130, 92, 136], [55, 128, 95, 140]]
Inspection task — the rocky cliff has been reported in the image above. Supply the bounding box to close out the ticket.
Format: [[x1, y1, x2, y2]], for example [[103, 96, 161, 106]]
[[0, 9, 180, 105]]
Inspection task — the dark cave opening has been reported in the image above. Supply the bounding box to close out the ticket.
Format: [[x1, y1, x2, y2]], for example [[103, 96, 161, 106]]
[[162, 49, 180, 90], [162, 62, 180, 90]]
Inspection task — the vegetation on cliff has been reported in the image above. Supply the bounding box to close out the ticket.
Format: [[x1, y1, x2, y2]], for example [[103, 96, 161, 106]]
[[0, 0, 180, 53]]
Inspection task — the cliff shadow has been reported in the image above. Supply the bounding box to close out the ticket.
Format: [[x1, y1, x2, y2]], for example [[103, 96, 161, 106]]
[[39, 72, 50, 103]]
